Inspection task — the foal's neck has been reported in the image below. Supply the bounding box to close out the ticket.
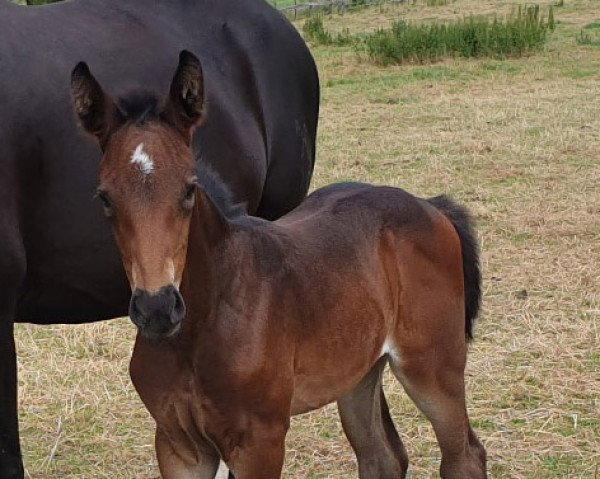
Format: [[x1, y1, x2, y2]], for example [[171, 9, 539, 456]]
[[179, 189, 232, 314], [190, 188, 231, 249]]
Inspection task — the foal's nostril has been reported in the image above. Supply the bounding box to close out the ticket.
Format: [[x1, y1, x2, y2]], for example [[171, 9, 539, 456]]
[[171, 287, 186, 325], [129, 289, 145, 326]]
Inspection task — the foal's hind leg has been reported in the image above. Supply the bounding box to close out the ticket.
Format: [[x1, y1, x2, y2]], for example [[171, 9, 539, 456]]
[[338, 357, 409, 479], [389, 332, 486, 478]]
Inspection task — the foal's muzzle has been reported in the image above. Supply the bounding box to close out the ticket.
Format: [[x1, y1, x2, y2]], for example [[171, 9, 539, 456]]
[[129, 285, 186, 337]]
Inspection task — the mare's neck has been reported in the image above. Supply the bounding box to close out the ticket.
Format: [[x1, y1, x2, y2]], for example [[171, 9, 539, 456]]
[[0, 1, 17, 9], [0, 2, 20, 30]]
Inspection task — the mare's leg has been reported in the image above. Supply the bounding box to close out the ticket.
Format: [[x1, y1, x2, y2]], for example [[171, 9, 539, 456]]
[[389, 315, 486, 478], [0, 323, 22, 479], [0, 230, 26, 479], [156, 427, 221, 479], [337, 357, 409, 479]]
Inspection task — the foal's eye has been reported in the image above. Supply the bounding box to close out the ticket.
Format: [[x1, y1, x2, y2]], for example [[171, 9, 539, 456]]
[[185, 184, 196, 200], [96, 190, 113, 217], [182, 183, 197, 211]]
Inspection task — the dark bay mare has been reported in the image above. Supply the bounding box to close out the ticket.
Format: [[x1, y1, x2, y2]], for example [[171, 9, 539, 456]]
[[72, 50, 487, 479], [0, 1, 318, 477]]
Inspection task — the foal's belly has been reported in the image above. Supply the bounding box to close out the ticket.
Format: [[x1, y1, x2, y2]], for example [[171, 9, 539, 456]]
[[289, 340, 385, 415], [290, 376, 362, 415], [288, 291, 392, 415]]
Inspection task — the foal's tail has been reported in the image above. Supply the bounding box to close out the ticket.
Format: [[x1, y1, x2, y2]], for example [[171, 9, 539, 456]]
[[427, 195, 481, 341]]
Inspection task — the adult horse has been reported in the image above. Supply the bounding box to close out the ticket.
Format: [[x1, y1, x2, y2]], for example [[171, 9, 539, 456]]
[[0, 1, 319, 477]]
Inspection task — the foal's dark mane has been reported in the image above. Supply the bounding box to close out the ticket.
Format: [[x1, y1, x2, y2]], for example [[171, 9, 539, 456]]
[[117, 91, 245, 219], [195, 162, 247, 218]]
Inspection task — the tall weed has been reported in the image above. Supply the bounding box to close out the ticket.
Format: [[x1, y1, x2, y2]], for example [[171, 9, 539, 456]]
[[365, 6, 553, 64]]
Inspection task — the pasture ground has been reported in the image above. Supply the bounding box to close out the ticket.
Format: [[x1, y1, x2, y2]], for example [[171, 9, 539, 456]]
[[15, 0, 599, 477]]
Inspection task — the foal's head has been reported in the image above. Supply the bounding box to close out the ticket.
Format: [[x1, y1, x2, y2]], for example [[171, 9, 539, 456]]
[[71, 51, 205, 337]]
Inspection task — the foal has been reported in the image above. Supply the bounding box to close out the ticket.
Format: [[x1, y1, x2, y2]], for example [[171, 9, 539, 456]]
[[72, 51, 487, 479]]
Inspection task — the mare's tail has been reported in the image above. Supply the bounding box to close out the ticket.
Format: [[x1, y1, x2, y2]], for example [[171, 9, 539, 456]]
[[427, 195, 481, 341]]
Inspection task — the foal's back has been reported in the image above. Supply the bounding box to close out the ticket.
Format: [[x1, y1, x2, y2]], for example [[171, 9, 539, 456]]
[[275, 182, 457, 268]]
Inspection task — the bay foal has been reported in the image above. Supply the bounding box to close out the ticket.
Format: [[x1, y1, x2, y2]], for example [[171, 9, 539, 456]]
[[72, 51, 487, 478]]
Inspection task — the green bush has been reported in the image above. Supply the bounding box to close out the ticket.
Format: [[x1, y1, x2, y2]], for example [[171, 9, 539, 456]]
[[303, 16, 333, 44], [303, 16, 356, 46], [365, 6, 553, 64]]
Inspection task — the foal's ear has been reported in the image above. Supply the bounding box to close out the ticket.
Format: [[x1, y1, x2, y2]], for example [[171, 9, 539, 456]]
[[162, 50, 206, 142], [71, 62, 123, 149]]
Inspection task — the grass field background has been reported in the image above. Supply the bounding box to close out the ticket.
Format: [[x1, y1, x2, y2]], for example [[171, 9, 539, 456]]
[[15, 0, 599, 477]]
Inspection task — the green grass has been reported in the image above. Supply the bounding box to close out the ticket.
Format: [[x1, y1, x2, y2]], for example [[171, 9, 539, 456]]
[[303, 16, 356, 46], [303, 5, 557, 64], [269, 0, 299, 7], [576, 28, 600, 46], [423, 0, 454, 5]]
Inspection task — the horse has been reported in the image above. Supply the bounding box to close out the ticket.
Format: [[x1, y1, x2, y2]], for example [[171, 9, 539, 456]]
[[0, 1, 318, 477], [71, 48, 487, 479]]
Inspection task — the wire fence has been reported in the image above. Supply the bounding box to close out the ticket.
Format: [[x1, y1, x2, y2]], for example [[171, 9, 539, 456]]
[[271, 0, 408, 19]]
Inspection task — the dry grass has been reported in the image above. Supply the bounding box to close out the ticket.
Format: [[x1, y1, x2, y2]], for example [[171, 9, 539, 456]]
[[15, 0, 600, 477]]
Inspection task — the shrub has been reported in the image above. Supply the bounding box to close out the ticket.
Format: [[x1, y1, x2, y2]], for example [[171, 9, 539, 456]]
[[303, 16, 356, 46], [365, 6, 553, 64], [303, 16, 333, 44]]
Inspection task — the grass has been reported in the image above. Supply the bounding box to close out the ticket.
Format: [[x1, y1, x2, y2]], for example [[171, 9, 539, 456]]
[[423, 0, 455, 6], [366, 6, 552, 64], [15, 0, 600, 478], [576, 28, 600, 46], [303, 16, 356, 46], [305, 5, 556, 64], [269, 0, 296, 6]]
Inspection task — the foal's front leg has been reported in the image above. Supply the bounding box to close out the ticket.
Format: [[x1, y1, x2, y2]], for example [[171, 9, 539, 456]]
[[223, 419, 288, 479], [156, 427, 221, 479]]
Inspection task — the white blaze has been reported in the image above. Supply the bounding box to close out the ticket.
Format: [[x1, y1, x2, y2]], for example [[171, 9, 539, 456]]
[[131, 143, 154, 175]]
